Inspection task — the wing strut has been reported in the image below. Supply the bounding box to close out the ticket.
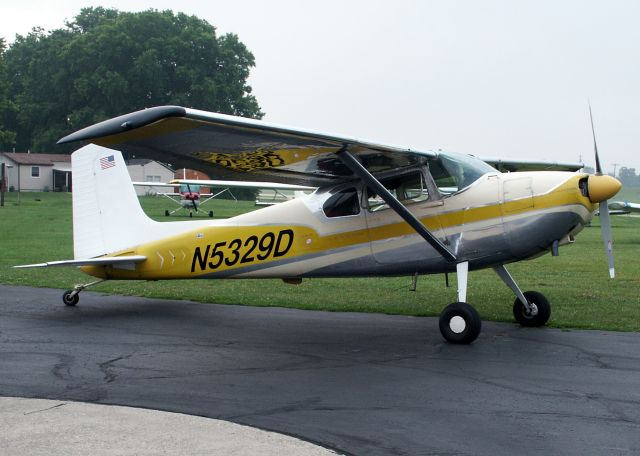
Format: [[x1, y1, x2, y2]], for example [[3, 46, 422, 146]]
[[336, 147, 457, 263]]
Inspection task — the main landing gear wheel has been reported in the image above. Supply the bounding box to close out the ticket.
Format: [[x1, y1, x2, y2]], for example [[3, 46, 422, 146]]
[[439, 302, 481, 344], [208, 211, 214, 218], [62, 290, 79, 307], [165, 210, 170, 216], [513, 291, 551, 327]]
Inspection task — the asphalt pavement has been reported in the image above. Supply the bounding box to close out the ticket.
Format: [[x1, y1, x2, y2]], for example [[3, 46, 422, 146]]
[[1, 284, 639, 455]]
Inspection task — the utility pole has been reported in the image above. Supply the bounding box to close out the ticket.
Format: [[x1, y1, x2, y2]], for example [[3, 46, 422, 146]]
[[612, 163, 620, 178], [0, 163, 5, 207]]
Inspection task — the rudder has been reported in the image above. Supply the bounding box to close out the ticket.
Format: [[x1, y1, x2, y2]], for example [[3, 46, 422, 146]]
[[72, 144, 155, 259]]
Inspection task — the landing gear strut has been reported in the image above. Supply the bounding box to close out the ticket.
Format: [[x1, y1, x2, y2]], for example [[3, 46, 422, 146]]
[[62, 279, 105, 306]]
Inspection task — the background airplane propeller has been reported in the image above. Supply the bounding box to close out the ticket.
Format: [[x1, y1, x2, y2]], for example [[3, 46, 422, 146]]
[[589, 102, 617, 279]]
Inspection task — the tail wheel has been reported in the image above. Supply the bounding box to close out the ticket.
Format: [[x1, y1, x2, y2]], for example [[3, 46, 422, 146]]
[[62, 290, 79, 307], [513, 291, 551, 327], [208, 211, 214, 217], [439, 302, 481, 344]]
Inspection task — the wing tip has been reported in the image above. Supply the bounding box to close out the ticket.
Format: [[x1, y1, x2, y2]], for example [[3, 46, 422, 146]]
[[57, 106, 187, 145]]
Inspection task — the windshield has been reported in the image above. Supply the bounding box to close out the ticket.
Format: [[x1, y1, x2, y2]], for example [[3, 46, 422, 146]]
[[429, 151, 496, 195], [180, 184, 201, 193]]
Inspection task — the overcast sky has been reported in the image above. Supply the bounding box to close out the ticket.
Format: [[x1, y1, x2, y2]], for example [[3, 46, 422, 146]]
[[2, 0, 639, 173]]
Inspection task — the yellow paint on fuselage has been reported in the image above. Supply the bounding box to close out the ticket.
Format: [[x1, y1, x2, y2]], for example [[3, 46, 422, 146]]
[[82, 173, 594, 280]]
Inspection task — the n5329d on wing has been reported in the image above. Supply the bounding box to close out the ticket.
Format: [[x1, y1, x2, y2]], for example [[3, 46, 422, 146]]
[[16, 106, 621, 344]]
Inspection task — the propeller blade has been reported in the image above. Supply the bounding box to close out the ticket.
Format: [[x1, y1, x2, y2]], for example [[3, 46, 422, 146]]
[[186, 182, 198, 212], [588, 101, 602, 175], [589, 103, 617, 278], [598, 200, 615, 279]]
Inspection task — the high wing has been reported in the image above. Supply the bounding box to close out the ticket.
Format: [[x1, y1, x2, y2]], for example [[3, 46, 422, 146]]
[[58, 106, 434, 187], [481, 156, 583, 172]]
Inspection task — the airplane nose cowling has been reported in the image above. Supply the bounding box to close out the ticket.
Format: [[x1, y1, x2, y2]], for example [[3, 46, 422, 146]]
[[587, 175, 622, 203]]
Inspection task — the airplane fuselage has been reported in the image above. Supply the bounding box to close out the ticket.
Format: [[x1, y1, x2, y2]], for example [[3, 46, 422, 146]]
[[83, 170, 594, 281]]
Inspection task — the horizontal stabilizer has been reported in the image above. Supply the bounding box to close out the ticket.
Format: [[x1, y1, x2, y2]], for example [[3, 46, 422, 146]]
[[14, 255, 147, 269]]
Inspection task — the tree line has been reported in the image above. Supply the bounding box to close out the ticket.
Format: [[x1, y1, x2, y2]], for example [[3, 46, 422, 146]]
[[0, 7, 263, 153]]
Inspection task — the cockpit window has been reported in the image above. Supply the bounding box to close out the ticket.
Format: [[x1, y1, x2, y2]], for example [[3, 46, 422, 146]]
[[323, 187, 360, 218], [366, 171, 429, 212], [428, 151, 495, 195]]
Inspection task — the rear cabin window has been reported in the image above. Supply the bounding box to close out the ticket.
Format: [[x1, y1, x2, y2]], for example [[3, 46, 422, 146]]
[[366, 172, 429, 211], [323, 188, 360, 218]]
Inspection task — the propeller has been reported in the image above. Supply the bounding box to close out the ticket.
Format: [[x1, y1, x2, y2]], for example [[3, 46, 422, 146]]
[[186, 182, 198, 212], [588, 102, 618, 278]]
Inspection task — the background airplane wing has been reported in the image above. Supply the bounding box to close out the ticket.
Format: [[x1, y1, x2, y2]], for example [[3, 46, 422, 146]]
[[608, 201, 640, 214], [169, 178, 315, 191], [58, 106, 435, 187], [481, 156, 584, 172], [132, 181, 177, 188]]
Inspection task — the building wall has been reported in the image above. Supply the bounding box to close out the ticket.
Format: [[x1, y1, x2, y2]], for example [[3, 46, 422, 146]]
[[127, 161, 175, 195], [0, 158, 19, 191], [0, 157, 71, 192]]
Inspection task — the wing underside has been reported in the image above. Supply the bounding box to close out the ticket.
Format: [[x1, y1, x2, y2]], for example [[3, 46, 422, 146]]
[[58, 106, 433, 187]]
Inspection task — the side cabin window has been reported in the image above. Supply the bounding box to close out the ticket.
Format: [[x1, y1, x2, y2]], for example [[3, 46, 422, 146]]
[[323, 187, 360, 218], [366, 171, 429, 212]]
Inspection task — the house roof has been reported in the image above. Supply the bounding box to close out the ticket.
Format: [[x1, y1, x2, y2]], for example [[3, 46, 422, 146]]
[[127, 158, 174, 172], [0, 152, 71, 166]]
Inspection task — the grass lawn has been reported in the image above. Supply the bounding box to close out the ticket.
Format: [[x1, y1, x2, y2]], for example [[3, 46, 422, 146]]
[[1, 191, 639, 331]]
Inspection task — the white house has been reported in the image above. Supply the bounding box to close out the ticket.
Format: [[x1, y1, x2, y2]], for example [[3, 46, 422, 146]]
[[0, 152, 71, 192], [126, 158, 175, 195]]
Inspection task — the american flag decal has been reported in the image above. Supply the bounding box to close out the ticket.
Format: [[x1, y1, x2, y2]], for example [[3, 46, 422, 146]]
[[100, 155, 116, 170]]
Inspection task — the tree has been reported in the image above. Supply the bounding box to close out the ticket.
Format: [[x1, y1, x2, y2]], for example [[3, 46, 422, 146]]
[[0, 38, 16, 149], [2, 8, 263, 152], [618, 167, 639, 187]]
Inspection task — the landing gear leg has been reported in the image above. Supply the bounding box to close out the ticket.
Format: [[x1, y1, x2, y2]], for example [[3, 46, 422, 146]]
[[439, 262, 482, 344], [62, 279, 105, 306], [493, 265, 551, 327]]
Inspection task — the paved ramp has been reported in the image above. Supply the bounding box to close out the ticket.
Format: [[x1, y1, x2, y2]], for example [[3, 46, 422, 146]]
[[1, 285, 639, 455]]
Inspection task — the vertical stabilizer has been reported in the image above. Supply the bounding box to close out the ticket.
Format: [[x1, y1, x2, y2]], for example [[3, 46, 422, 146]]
[[72, 144, 155, 259]]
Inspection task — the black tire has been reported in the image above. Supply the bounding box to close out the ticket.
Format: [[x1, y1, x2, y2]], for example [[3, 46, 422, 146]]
[[189, 212, 193, 218], [164, 210, 170, 216], [62, 290, 79, 307], [208, 211, 214, 218], [513, 291, 551, 327], [439, 302, 481, 344]]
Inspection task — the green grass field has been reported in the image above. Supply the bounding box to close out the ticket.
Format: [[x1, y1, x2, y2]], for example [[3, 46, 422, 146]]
[[1, 191, 638, 331]]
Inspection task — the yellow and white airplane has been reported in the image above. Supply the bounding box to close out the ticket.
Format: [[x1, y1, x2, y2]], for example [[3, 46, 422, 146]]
[[16, 106, 622, 344]]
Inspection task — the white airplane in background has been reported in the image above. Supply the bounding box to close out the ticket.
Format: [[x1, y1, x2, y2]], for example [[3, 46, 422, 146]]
[[133, 178, 313, 217], [16, 105, 621, 344], [607, 201, 640, 215]]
